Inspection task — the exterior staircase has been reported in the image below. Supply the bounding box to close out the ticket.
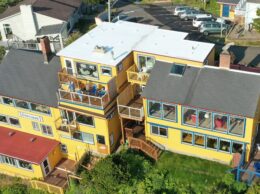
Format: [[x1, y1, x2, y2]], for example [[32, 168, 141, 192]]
[[128, 137, 162, 161]]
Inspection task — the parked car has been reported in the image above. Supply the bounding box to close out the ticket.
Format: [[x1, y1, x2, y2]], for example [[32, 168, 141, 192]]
[[199, 21, 229, 35], [112, 14, 137, 23], [192, 14, 214, 27], [179, 9, 202, 20], [173, 6, 191, 16]]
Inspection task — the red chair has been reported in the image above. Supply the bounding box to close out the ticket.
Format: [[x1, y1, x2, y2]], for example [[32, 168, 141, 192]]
[[215, 118, 223, 128], [191, 114, 197, 124]]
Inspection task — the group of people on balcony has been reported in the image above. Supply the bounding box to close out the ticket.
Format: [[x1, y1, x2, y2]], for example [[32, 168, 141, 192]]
[[68, 81, 107, 102]]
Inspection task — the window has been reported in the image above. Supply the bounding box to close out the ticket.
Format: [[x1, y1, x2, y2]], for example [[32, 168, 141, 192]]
[[206, 137, 218, 150], [182, 132, 193, 144], [194, 134, 205, 147], [183, 107, 197, 126], [229, 116, 245, 136], [101, 66, 112, 76], [214, 114, 228, 132], [232, 142, 243, 154], [17, 160, 32, 170], [198, 110, 212, 129], [148, 101, 161, 118], [9, 118, 20, 127], [65, 59, 74, 75], [3, 97, 14, 106], [138, 55, 155, 72], [14, 100, 29, 109], [60, 144, 68, 153], [82, 132, 94, 144], [2, 156, 16, 166], [76, 113, 94, 126], [3, 24, 12, 39], [73, 131, 82, 141], [117, 63, 123, 72], [32, 121, 40, 131], [219, 139, 230, 153], [110, 133, 114, 146], [97, 135, 106, 144], [0, 114, 7, 123], [151, 125, 167, 137], [76, 62, 99, 79], [170, 64, 186, 76], [41, 125, 53, 136], [30, 103, 51, 115], [163, 104, 177, 121]]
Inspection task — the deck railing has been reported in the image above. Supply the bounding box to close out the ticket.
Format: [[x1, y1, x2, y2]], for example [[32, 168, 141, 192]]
[[126, 65, 149, 85], [117, 84, 144, 121], [58, 89, 109, 109], [57, 119, 79, 133], [31, 180, 64, 194], [128, 137, 159, 160]]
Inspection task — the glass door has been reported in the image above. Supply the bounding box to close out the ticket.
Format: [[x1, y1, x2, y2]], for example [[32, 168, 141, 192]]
[[42, 158, 51, 176]]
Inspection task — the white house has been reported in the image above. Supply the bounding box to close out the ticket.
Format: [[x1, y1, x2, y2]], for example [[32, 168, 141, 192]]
[[245, 0, 260, 30], [0, 0, 84, 52]]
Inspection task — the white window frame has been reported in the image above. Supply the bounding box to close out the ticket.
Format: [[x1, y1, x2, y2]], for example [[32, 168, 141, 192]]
[[32, 121, 40, 131], [101, 66, 112, 76], [64, 58, 75, 75]]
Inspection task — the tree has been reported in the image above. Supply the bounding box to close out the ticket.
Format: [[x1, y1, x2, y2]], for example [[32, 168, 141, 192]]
[[253, 9, 260, 32]]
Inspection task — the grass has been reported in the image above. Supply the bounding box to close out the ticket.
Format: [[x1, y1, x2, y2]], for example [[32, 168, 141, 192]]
[[155, 151, 230, 190], [171, 0, 220, 16]]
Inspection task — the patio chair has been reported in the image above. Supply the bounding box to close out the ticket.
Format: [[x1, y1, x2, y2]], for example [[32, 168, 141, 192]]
[[90, 85, 97, 96]]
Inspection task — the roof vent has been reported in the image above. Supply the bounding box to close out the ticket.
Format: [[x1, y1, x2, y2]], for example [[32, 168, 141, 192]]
[[8, 131, 15, 137], [94, 45, 107, 54], [30, 137, 37, 142]]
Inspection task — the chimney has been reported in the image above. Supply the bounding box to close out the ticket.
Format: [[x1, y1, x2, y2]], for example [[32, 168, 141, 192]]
[[219, 50, 231, 69], [40, 36, 51, 64], [20, 5, 37, 40]]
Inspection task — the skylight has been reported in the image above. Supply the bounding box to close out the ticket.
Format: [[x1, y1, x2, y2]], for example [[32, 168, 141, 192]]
[[170, 64, 186, 76]]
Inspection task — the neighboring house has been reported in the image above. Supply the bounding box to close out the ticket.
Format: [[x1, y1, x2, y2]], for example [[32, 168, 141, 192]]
[[218, 0, 260, 30], [217, 0, 239, 19], [0, 0, 84, 52]]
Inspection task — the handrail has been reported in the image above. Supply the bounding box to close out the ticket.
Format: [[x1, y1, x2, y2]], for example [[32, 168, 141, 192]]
[[58, 89, 109, 109], [146, 136, 166, 150], [30, 180, 64, 194], [126, 65, 149, 85]]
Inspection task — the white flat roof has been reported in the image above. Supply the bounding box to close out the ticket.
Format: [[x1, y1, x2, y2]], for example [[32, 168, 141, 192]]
[[58, 21, 157, 66], [58, 21, 214, 66]]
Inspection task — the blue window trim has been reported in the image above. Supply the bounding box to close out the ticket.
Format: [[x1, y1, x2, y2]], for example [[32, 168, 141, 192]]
[[180, 130, 246, 155], [181, 106, 245, 138], [194, 133, 206, 148], [150, 123, 168, 138], [181, 106, 198, 127], [148, 100, 178, 122]]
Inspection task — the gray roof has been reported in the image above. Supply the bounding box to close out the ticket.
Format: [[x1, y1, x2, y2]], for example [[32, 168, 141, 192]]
[[247, 0, 260, 3], [0, 49, 61, 107], [217, 0, 239, 4], [36, 24, 64, 36], [0, 0, 81, 21], [142, 61, 260, 118]]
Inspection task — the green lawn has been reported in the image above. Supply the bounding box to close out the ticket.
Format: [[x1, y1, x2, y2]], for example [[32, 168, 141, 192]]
[[155, 151, 230, 190]]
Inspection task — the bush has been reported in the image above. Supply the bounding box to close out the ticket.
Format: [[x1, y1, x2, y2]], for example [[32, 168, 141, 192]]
[[0, 46, 6, 62], [64, 32, 82, 46]]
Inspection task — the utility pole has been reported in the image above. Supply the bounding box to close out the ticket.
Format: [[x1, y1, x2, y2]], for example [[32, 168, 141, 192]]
[[108, 0, 111, 22]]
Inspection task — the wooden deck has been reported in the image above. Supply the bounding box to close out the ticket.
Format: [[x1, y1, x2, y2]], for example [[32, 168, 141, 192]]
[[118, 96, 144, 120], [44, 159, 76, 188]]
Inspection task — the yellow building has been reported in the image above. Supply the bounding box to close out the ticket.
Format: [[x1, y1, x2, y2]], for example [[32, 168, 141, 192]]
[[123, 49, 260, 165], [217, 0, 239, 20]]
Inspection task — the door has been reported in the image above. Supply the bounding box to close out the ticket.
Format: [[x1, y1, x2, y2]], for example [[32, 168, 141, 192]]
[[65, 59, 74, 75], [222, 4, 230, 17], [42, 158, 51, 176]]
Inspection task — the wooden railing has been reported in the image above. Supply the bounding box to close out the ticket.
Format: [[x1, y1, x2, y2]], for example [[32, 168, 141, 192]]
[[128, 137, 160, 161], [30, 180, 64, 194], [117, 84, 144, 121], [58, 68, 80, 87], [126, 65, 149, 85], [58, 89, 109, 109]]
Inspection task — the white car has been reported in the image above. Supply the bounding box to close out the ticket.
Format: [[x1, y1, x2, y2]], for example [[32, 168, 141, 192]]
[[173, 6, 190, 16], [192, 14, 214, 27]]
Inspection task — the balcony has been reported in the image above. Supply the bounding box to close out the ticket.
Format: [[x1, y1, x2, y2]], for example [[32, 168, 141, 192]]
[[56, 119, 79, 134], [127, 65, 149, 85], [117, 84, 144, 121]]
